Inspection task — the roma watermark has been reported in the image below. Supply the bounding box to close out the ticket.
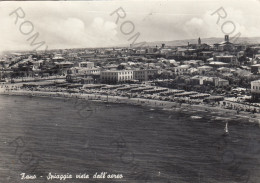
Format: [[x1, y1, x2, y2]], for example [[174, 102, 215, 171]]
[[211, 7, 241, 43], [110, 7, 146, 48], [109, 135, 152, 182], [64, 95, 111, 120], [7, 136, 46, 177], [70, 97, 94, 119], [9, 7, 48, 52], [212, 137, 250, 183]]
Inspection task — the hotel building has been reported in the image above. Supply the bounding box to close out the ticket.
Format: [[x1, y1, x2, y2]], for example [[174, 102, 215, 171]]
[[100, 70, 134, 84]]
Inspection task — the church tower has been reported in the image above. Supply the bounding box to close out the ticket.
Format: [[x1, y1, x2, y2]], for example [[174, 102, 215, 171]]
[[225, 35, 229, 42], [198, 37, 201, 45]]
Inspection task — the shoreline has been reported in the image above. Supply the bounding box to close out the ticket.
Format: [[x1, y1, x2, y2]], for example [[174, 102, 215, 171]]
[[1, 89, 260, 125]]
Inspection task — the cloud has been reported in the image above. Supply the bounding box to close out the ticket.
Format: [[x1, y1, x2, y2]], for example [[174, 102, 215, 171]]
[[1, 0, 260, 52], [182, 7, 260, 39], [0, 11, 119, 52], [184, 17, 206, 38], [28, 16, 119, 49], [88, 17, 118, 46]]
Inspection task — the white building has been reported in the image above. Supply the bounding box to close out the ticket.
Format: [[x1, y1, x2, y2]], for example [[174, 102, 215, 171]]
[[70, 67, 101, 75], [197, 66, 213, 74], [173, 65, 190, 75], [100, 70, 134, 83]]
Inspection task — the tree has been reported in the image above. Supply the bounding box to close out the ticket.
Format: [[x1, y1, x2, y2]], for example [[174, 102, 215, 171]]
[[117, 65, 125, 70]]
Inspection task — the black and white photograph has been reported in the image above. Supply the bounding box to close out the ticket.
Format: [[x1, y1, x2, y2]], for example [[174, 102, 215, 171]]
[[0, 0, 260, 182]]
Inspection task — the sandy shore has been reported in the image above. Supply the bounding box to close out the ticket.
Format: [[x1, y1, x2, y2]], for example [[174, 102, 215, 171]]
[[1, 88, 260, 124]]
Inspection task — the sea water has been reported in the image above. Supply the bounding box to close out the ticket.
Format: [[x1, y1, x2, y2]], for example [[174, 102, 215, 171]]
[[0, 95, 259, 183]]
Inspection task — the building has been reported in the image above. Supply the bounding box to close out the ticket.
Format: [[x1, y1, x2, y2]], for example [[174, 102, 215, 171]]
[[133, 69, 158, 81], [173, 65, 190, 75], [189, 38, 210, 50], [251, 64, 260, 74], [0, 60, 10, 69], [176, 48, 187, 56], [66, 74, 81, 83], [253, 54, 260, 64], [80, 76, 94, 84], [52, 54, 65, 62], [197, 66, 213, 74], [199, 51, 213, 57], [100, 70, 133, 84], [190, 76, 209, 85], [136, 49, 146, 54], [213, 78, 229, 87], [214, 55, 238, 64], [213, 35, 235, 51], [79, 62, 94, 68], [251, 80, 260, 101], [66, 74, 94, 84], [80, 68, 100, 75], [55, 61, 74, 75], [70, 67, 101, 76]]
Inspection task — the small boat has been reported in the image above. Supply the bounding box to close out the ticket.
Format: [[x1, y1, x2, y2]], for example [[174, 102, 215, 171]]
[[223, 122, 229, 136]]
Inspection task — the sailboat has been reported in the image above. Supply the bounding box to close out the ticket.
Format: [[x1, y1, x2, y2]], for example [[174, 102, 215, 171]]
[[223, 122, 229, 136]]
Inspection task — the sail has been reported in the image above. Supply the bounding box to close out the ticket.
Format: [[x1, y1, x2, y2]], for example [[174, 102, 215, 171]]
[[224, 123, 228, 133]]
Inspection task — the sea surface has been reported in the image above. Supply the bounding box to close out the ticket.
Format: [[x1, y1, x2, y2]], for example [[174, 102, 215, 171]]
[[0, 95, 259, 183]]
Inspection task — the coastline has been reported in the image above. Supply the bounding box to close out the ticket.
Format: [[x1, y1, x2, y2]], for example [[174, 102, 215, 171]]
[[1, 89, 260, 125]]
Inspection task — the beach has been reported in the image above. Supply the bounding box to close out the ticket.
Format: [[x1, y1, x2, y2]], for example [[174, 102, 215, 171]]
[[1, 84, 260, 125]]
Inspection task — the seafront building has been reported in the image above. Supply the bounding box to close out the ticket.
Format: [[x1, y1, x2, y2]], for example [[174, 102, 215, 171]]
[[100, 70, 134, 84], [100, 69, 159, 83], [251, 80, 260, 101]]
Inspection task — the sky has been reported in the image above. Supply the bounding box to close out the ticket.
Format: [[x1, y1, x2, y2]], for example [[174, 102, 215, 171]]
[[0, 0, 260, 52]]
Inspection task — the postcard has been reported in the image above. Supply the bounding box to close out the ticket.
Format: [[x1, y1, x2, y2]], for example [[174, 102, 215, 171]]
[[0, 0, 259, 182]]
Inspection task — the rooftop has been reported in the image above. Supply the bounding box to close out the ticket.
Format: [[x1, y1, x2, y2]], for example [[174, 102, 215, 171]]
[[251, 80, 260, 84], [209, 61, 228, 65]]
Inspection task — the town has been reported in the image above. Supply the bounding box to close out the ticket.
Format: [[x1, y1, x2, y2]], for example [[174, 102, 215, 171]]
[[1, 35, 260, 117]]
